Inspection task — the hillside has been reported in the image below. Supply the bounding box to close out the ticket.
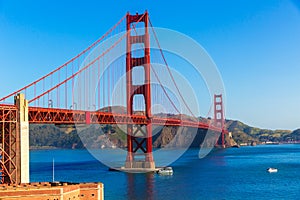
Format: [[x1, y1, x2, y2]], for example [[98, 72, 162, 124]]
[[29, 119, 300, 149], [29, 124, 211, 149], [226, 120, 297, 145]]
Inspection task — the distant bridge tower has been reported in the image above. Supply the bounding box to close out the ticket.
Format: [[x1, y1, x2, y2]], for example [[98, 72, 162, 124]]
[[214, 94, 226, 148], [125, 11, 155, 169]]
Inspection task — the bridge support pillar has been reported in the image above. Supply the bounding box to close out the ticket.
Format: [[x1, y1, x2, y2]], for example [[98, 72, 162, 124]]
[[214, 94, 226, 148], [14, 93, 29, 183], [125, 11, 155, 171], [125, 124, 155, 170]]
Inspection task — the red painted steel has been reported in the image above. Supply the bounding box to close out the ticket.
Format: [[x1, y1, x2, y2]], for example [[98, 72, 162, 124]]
[[0, 105, 18, 184], [0, 106, 219, 133], [214, 94, 226, 147], [126, 11, 154, 163], [29, 107, 222, 131], [28, 107, 87, 124], [85, 111, 91, 125]]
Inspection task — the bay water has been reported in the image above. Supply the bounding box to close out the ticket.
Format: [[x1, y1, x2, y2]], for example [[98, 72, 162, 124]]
[[30, 144, 300, 199]]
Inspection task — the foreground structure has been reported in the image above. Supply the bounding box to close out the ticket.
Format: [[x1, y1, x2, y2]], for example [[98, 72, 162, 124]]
[[0, 182, 103, 200]]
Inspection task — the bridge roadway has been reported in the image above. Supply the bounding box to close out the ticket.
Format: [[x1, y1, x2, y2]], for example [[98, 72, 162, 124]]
[[0, 104, 222, 132]]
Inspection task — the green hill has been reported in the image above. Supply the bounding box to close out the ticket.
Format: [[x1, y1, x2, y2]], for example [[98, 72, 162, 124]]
[[28, 119, 299, 149], [226, 120, 294, 145]]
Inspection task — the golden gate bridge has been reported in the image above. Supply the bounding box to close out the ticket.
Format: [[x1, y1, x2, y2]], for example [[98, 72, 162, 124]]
[[0, 11, 226, 184]]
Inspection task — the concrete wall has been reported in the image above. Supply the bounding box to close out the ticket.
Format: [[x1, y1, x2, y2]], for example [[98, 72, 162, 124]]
[[14, 93, 30, 183], [79, 183, 104, 200], [0, 182, 104, 200]]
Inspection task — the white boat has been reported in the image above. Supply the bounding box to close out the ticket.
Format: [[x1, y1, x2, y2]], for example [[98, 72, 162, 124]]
[[267, 168, 278, 173], [157, 167, 173, 175]]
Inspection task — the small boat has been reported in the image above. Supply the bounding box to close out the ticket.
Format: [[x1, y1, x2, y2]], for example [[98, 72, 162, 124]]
[[267, 168, 278, 173], [157, 167, 173, 175]]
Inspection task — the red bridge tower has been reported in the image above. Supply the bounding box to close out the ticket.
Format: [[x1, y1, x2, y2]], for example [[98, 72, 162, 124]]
[[214, 94, 226, 148], [125, 11, 155, 169]]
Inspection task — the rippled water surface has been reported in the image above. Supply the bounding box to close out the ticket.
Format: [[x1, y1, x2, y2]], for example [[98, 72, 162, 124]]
[[30, 144, 300, 199]]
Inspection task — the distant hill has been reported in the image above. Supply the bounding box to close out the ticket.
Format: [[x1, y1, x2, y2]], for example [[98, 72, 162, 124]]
[[225, 120, 298, 144], [289, 129, 300, 141], [28, 117, 300, 149]]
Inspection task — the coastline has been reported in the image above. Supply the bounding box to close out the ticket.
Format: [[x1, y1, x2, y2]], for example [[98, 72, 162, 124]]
[[29, 142, 300, 151]]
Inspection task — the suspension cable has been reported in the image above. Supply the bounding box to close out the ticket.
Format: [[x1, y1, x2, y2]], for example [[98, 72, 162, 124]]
[[149, 18, 196, 118], [0, 14, 127, 102]]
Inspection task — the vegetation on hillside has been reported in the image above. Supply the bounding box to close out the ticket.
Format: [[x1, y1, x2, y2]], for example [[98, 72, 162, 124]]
[[29, 119, 300, 149], [29, 124, 127, 149], [226, 120, 297, 144]]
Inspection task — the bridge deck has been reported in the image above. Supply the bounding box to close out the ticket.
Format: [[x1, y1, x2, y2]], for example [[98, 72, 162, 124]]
[[0, 105, 222, 132]]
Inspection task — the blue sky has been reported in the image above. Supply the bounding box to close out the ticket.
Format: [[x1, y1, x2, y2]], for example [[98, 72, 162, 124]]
[[0, 0, 300, 130]]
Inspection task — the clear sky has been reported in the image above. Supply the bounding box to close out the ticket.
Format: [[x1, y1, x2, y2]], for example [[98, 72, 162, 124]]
[[0, 0, 300, 130]]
